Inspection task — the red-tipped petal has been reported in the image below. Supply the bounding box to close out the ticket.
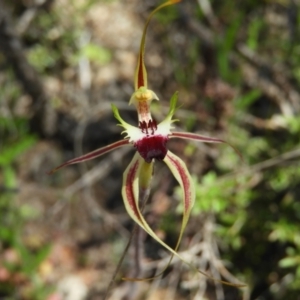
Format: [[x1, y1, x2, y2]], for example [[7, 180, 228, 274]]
[[47, 139, 130, 174], [149, 150, 194, 277], [164, 150, 194, 229], [122, 153, 144, 224], [122, 151, 245, 287]]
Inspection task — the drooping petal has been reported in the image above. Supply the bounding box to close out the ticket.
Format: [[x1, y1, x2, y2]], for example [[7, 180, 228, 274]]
[[122, 153, 144, 225], [164, 150, 195, 239], [123, 152, 194, 281], [47, 139, 130, 174], [122, 152, 245, 287], [171, 131, 243, 160], [140, 150, 195, 279]]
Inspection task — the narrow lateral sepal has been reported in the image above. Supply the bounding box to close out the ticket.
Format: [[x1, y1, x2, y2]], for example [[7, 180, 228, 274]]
[[171, 131, 225, 143], [47, 139, 130, 174], [171, 131, 243, 162]]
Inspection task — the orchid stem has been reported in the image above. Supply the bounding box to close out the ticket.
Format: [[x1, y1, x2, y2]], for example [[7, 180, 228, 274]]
[[103, 187, 151, 300], [103, 225, 137, 300], [125, 188, 150, 299], [132, 226, 143, 278]]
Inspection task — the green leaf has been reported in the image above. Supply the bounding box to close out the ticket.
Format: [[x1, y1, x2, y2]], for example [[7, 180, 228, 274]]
[[28, 45, 58, 72], [279, 256, 300, 268], [247, 18, 264, 51], [81, 43, 111, 64], [217, 15, 242, 81], [0, 136, 36, 166], [3, 165, 17, 189], [235, 89, 262, 110]]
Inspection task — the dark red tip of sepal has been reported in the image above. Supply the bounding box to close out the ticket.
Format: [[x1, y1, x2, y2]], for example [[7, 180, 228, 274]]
[[137, 55, 145, 89]]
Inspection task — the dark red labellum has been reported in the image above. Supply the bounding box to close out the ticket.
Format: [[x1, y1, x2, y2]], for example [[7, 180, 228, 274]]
[[135, 135, 168, 163]]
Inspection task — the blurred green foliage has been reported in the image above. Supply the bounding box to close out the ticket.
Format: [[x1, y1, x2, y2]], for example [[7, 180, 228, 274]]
[[1, 0, 300, 299], [169, 1, 300, 298], [0, 76, 51, 299], [0, 149, 52, 298]]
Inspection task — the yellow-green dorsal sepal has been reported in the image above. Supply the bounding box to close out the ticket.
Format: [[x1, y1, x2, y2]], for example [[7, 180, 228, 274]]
[[134, 0, 183, 90]]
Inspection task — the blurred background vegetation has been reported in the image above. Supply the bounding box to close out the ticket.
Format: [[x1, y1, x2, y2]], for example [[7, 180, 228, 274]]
[[0, 0, 300, 299]]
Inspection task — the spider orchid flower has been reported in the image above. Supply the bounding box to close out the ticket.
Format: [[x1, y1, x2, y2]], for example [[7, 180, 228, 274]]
[[49, 0, 244, 287]]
